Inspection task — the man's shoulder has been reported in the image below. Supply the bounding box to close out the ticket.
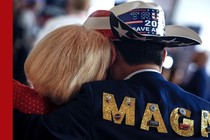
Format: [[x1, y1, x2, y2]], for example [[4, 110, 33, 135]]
[[81, 80, 126, 94], [80, 78, 210, 108], [82, 79, 126, 89], [159, 80, 210, 110]]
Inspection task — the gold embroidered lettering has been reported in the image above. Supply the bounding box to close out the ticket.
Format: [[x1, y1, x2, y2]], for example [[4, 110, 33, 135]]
[[201, 110, 210, 137], [102, 93, 135, 126], [170, 108, 194, 137], [140, 103, 168, 133]]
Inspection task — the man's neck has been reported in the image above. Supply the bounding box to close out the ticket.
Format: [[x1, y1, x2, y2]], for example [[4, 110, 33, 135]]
[[108, 53, 162, 80], [121, 64, 161, 80]]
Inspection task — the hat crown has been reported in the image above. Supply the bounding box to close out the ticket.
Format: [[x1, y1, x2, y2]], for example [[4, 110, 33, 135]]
[[111, 1, 166, 36]]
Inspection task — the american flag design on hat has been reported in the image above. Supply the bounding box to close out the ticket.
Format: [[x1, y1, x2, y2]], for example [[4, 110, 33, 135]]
[[110, 11, 153, 42], [84, 1, 202, 48], [110, 4, 202, 47], [83, 10, 117, 40], [117, 9, 161, 36]]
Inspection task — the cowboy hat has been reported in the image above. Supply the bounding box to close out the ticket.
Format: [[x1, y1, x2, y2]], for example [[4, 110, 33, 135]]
[[84, 1, 202, 47]]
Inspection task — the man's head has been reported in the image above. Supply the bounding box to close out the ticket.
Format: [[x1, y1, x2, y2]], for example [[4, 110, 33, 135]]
[[192, 51, 209, 68], [114, 41, 165, 66], [108, 41, 167, 80], [66, 0, 90, 14]]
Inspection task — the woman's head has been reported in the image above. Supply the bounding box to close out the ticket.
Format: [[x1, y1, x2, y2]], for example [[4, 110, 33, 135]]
[[25, 25, 113, 104]]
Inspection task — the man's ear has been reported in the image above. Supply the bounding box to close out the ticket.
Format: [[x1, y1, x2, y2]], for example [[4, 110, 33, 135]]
[[162, 48, 167, 63], [110, 44, 117, 65]]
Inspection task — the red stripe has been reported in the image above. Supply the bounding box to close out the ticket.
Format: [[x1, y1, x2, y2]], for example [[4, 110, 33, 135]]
[[138, 32, 147, 34], [125, 20, 143, 24], [95, 29, 117, 39], [152, 18, 158, 21], [89, 10, 110, 17], [0, 0, 13, 140]]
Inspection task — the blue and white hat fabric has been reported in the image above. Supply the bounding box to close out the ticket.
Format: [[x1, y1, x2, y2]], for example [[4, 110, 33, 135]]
[[84, 1, 202, 47]]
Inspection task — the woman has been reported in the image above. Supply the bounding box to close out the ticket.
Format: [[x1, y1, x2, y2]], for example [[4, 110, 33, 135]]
[[13, 25, 115, 114]]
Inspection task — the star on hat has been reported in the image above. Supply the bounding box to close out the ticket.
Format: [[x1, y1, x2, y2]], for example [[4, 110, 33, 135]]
[[113, 22, 129, 38]]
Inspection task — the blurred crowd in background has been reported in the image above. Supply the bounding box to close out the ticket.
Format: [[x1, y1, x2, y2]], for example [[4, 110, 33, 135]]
[[13, 0, 210, 102]]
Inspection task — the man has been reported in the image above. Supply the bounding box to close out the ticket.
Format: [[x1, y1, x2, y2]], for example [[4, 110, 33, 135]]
[[182, 51, 210, 102], [14, 1, 210, 140]]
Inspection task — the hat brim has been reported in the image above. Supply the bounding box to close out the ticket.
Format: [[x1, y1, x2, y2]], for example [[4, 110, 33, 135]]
[[110, 12, 202, 47], [83, 10, 202, 48]]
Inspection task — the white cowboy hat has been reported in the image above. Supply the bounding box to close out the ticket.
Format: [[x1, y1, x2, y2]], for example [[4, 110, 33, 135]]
[[84, 1, 202, 47]]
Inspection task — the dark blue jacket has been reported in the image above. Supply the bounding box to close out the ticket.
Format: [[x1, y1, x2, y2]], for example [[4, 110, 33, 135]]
[[183, 68, 210, 102], [14, 72, 210, 140]]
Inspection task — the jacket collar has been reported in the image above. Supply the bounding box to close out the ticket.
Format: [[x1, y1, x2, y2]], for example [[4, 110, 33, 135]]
[[124, 69, 161, 80], [124, 70, 165, 81]]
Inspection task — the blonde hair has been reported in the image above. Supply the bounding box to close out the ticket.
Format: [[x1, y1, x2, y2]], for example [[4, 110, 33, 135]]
[[25, 25, 112, 104]]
